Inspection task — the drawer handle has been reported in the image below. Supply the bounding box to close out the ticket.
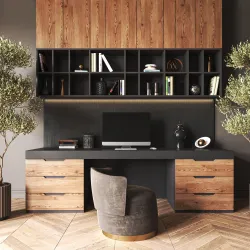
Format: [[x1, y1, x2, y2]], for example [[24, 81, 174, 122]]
[[44, 176, 65, 179], [194, 176, 215, 179], [44, 193, 65, 196], [194, 193, 215, 196]]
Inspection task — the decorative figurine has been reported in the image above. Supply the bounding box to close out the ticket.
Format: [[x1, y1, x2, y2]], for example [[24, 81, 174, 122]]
[[190, 84, 201, 95], [195, 137, 211, 149], [79, 64, 84, 70], [61, 79, 64, 96], [174, 122, 187, 150]]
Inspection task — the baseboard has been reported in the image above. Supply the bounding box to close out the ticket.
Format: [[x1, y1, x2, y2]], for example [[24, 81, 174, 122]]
[[12, 190, 25, 199]]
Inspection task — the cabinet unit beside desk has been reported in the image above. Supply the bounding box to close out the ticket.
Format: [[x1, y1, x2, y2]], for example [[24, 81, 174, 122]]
[[26, 159, 84, 212], [175, 159, 234, 211]]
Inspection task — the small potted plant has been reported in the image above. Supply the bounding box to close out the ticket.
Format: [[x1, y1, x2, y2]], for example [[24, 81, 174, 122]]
[[0, 37, 42, 220]]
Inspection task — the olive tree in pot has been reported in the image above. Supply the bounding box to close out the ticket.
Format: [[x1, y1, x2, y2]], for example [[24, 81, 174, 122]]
[[0, 37, 42, 220], [217, 41, 250, 142]]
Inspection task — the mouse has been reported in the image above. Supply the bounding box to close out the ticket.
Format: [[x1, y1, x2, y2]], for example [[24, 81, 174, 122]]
[[150, 147, 157, 150]]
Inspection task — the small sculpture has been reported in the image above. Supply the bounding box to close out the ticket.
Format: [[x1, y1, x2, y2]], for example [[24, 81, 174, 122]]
[[174, 122, 187, 150], [195, 137, 211, 149], [79, 64, 84, 70], [190, 84, 201, 95]]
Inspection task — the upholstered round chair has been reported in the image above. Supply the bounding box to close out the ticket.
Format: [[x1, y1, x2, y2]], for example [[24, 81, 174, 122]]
[[90, 168, 158, 241]]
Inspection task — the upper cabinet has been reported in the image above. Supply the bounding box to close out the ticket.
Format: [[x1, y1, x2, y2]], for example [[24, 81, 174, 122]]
[[106, 0, 136, 48], [137, 0, 163, 48], [36, 0, 64, 48], [36, 0, 222, 49], [196, 0, 222, 48]]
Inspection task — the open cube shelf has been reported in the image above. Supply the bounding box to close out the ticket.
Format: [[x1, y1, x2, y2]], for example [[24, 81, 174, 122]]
[[36, 49, 222, 98]]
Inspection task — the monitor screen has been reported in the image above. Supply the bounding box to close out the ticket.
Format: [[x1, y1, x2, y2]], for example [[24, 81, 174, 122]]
[[102, 112, 151, 147]]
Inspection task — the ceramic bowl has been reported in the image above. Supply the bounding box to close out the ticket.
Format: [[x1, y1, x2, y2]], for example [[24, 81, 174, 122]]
[[195, 137, 211, 149]]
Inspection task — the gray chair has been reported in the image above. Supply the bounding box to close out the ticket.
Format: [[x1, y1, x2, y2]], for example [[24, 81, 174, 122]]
[[90, 168, 158, 241]]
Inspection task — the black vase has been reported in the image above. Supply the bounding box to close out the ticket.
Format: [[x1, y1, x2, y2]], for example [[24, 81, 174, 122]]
[[41, 79, 49, 95], [174, 123, 187, 150], [96, 78, 107, 95]]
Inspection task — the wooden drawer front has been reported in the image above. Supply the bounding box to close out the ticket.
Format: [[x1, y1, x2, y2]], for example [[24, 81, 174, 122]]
[[175, 159, 234, 177], [26, 177, 83, 194], [26, 194, 84, 211], [26, 159, 84, 177], [176, 177, 233, 194], [175, 194, 234, 211]]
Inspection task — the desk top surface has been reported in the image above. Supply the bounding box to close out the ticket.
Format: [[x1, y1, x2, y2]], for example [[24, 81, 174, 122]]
[[26, 148, 234, 160]]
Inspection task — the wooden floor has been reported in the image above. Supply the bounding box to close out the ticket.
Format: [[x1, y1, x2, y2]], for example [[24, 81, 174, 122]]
[[0, 199, 250, 250]]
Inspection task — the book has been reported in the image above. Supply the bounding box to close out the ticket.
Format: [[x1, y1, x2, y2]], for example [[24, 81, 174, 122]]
[[74, 70, 88, 72], [170, 76, 174, 95], [143, 69, 160, 72], [120, 80, 126, 95], [91, 53, 97, 72], [165, 76, 168, 95], [209, 76, 217, 95], [99, 53, 103, 72], [101, 54, 113, 72], [59, 145, 78, 149], [213, 76, 220, 95], [39, 53, 48, 72]]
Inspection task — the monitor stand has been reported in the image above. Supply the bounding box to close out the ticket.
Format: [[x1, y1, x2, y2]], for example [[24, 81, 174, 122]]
[[115, 147, 137, 151]]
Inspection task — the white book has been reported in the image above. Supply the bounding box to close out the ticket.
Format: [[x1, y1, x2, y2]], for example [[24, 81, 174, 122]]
[[99, 53, 103, 72], [209, 76, 217, 95], [74, 70, 88, 72], [170, 76, 174, 95], [59, 146, 77, 149], [120, 80, 126, 95], [94, 53, 97, 72], [101, 54, 113, 72], [213, 76, 220, 95], [91, 53, 93, 72]]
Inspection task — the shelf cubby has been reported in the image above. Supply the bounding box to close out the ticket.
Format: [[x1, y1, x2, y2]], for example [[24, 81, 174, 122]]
[[54, 74, 69, 96], [54, 50, 69, 72], [70, 50, 89, 72], [36, 74, 53, 96], [189, 50, 203, 72], [204, 50, 222, 73], [140, 50, 164, 72], [37, 50, 52, 72], [140, 73, 164, 96], [126, 74, 139, 95], [126, 50, 138, 72], [165, 50, 188, 72], [189, 74, 203, 95], [70, 74, 89, 95]]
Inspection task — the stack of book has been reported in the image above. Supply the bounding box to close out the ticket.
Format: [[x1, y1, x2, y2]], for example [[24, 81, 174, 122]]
[[143, 64, 160, 72], [209, 76, 220, 95], [91, 53, 113, 72], [108, 80, 126, 95], [58, 140, 78, 149], [166, 76, 174, 95]]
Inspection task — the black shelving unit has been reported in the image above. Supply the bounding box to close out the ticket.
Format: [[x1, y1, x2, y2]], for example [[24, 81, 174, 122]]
[[36, 49, 222, 98]]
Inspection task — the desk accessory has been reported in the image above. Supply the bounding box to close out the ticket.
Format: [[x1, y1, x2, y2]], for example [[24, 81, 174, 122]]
[[83, 134, 94, 149], [190, 83, 201, 95], [195, 137, 211, 149], [166, 58, 183, 72], [174, 122, 187, 150], [96, 78, 107, 95]]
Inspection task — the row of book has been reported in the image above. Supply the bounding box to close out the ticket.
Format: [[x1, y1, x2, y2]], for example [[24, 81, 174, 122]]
[[91, 53, 113, 72]]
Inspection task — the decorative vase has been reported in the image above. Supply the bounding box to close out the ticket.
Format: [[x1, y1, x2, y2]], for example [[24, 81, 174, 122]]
[[83, 134, 94, 149], [174, 123, 187, 150], [96, 78, 107, 95], [0, 183, 11, 221], [190, 84, 201, 95], [41, 79, 49, 95]]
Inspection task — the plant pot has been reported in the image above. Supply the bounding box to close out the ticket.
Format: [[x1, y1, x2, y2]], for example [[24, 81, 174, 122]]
[[0, 183, 11, 220]]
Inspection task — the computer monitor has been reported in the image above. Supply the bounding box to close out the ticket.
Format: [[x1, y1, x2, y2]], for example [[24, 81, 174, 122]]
[[102, 112, 151, 148]]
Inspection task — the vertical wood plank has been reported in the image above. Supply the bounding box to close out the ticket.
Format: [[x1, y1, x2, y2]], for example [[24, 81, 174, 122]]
[[64, 0, 90, 48], [164, 0, 176, 48], [176, 0, 195, 48], [196, 0, 222, 48], [106, 0, 136, 48], [137, 0, 163, 48], [55, 0, 64, 48], [91, 0, 106, 48]]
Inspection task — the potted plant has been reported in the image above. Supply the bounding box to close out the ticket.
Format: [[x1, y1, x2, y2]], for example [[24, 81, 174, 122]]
[[217, 41, 250, 142], [0, 37, 42, 220]]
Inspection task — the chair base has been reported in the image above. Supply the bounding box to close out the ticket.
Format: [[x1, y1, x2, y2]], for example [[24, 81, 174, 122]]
[[102, 230, 157, 241]]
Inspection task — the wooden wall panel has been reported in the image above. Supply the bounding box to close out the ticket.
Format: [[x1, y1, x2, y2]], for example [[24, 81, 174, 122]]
[[91, 0, 106, 48], [106, 0, 136, 48], [64, 0, 90, 48], [164, 0, 176, 48], [36, 0, 64, 48], [137, 0, 163, 48], [176, 0, 195, 48], [196, 0, 222, 48]]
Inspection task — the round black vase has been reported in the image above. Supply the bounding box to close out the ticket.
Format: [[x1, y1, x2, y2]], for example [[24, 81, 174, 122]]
[[174, 123, 187, 150], [96, 78, 107, 95]]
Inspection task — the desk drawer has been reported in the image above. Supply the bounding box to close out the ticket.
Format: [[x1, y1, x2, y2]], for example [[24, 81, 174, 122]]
[[175, 194, 234, 211], [26, 193, 84, 211], [26, 177, 83, 194], [175, 177, 233, 194], [175, 159, 234, 177], [26, 159, 84, 177]]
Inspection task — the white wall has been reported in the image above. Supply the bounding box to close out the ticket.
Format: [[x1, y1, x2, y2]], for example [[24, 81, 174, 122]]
[[0, 0, 43, 198]]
